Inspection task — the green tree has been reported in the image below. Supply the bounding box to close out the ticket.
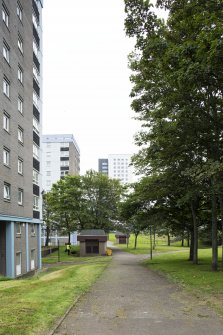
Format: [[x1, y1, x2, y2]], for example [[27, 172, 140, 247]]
[[48, 176, 82, 243], [81, 170, 124, 232], [124, 0, 223, 270], [47, 171, 124, 235], [42, 192, 57, 247]]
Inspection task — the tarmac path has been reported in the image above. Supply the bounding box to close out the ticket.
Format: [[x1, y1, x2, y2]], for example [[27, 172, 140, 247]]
[[53, 248, 223, 335]]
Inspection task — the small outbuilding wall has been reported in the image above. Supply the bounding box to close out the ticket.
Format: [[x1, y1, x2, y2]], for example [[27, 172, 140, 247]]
[[77, 230, 107, 257], [115, 232, 129, 244]]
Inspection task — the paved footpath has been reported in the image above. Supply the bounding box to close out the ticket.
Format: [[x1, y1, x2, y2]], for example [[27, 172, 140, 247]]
[[54, 249, 223, 335]]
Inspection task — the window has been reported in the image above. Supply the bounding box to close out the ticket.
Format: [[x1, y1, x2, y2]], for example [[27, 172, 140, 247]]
[[18, 34, 23, 53], [33, 65, 39, 83], [3, 41, 9, 63], [18, 65, 23, 83], [3, 182, 10, 200], [61, 171, 69, 177], [33, 143, 39, 159], [46, 171, 51, 176], [3, 147, 10, 166], [18, 127, 24, 143], [3, 77, 10, 97], [33, 91, 39, 109], [33, 117, 39, 133], [31, 249, 35, 269], [33, 195, 39, 210], [31, 224, 35, 235], [18, 96, 23, 114], [18, 158, 23, 174], [18, 189, 23, 205], [46, 180, 51, 187], [3, 112, 10, 132], [16, 223, 21, 235], [17, 2, 23, 21], [33, 169, 39, 185], [2, 4, 9, 27], [32, 13, 38, 30], [60, 142, 69, 147], [46, 161, 51, 166], [60, 151, 69, 157], [60, 161, 69, 167], [33, 39, 38, 57], [16, 252, 22, 276]]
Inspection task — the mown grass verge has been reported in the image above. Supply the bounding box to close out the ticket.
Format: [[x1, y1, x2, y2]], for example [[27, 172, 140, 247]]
[[144, 247, 223, 316], [109, 232, 189, 255], [0, 257, 111, 335]]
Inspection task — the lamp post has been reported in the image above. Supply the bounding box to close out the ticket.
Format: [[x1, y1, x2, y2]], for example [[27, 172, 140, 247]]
[[143, 201, 153, 260], [149, 224, 153, 260]]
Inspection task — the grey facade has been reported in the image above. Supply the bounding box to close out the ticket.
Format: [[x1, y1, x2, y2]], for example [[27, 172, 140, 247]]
[[98, 155, 133, 184], [0, 0, 43, 278], [42, 134, 80, 192], [98, 158, 109, 175]]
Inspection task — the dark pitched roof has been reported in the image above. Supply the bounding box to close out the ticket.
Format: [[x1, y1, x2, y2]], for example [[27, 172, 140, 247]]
[[79, 229, 106, 236], [115, 231, 129, 237]]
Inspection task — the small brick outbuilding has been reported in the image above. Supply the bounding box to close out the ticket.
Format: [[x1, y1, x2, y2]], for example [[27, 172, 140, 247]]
[[77, 229, 107, 257], [115, 232, 130, 244]]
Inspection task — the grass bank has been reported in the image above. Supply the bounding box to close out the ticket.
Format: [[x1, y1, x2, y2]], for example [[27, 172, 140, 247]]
[[144, 248, 223, 316], [0, 256, 111, 335]]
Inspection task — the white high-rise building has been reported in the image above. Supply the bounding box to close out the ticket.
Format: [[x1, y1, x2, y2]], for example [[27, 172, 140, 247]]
[[108, 154, 133, 184], [42, 134, 80, 192]]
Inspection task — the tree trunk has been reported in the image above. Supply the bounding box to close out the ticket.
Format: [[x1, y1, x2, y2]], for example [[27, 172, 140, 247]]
[[167, 232, 170, 246], [189, 229, 194, 261], [181, 238, 184, 247], [191, 201, 198, 264], [134, 233, 138, 249], [219, 195, 223, 269], [187, 231, 190, 247], [153, 226, 156, 250], [211, 194, 218, 271], [68, 231, 71, 245], [150, 225, 153, 260], [45, 224, 50, 247]]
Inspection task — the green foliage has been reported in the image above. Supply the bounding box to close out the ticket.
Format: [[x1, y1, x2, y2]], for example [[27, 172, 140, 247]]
[[46, 171, 124, 235], [124, 0, 223, 269]]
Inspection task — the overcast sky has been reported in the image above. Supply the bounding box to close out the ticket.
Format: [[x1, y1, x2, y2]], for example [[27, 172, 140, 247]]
[[42, 1, 167, 175]]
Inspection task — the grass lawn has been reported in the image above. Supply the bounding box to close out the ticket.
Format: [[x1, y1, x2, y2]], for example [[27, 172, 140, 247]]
[[42, 245, 111, 264], [0, 255, 111, 335], [110, 233, 223, 315], [144, 247, 223, 316], [42, 245, 80, 264], [109, 232, 189, 254]]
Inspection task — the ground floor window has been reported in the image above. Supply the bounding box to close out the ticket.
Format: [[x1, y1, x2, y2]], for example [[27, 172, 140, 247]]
[[31, 249, 35, 270], [16, 252, 22, 276]]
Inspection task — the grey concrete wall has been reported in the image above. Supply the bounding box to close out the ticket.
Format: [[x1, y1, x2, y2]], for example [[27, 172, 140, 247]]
[[14, 223, 27, 276], [0, 0, 33, 218], [0, 223, 6, 275], [99, 241, 107, 255], [28, 223, 38, 270], [79, 241, 107, 257], [80, 241, 86, 257], [69, 142, 80, 176]]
